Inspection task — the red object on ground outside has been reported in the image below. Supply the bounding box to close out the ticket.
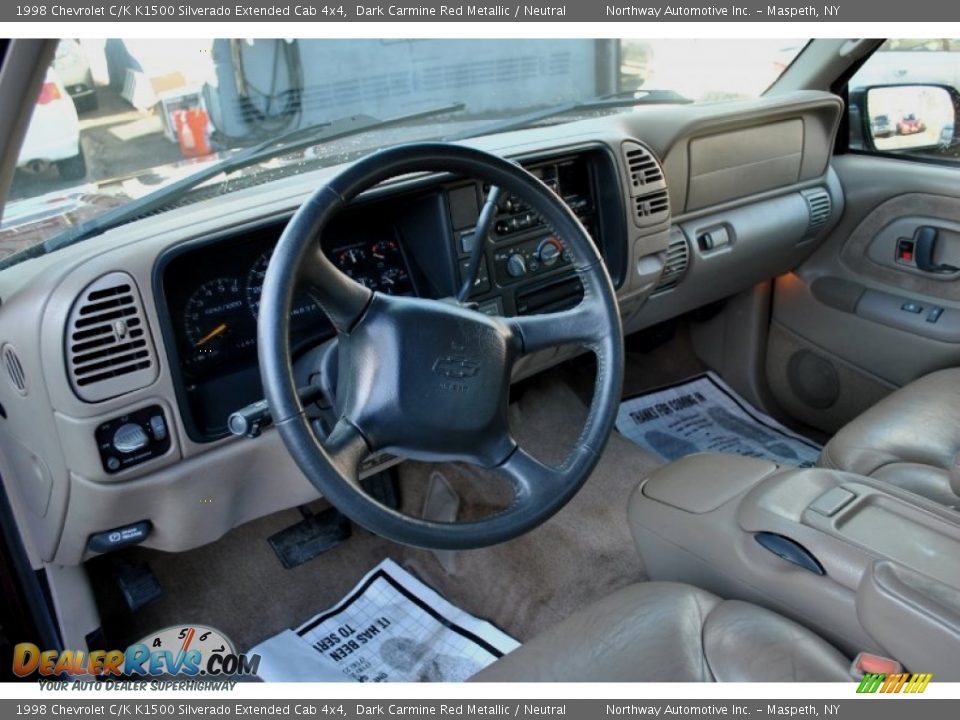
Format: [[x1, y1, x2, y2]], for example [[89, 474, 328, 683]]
[[173, 108, 212, 158]]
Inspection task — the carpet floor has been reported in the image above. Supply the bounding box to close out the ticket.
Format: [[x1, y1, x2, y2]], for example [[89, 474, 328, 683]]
[[88, 343, 691, 652]]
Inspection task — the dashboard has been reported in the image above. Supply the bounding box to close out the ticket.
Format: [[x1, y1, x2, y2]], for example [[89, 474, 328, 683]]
[[0, 90, 847, 565], [158, 149, 626, 441]]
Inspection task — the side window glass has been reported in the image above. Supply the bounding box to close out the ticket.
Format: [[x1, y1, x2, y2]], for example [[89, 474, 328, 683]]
[[849, 39, 960, 162]]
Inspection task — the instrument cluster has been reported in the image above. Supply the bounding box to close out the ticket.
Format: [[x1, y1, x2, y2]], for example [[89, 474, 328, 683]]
[[164, 221, 414, 381]]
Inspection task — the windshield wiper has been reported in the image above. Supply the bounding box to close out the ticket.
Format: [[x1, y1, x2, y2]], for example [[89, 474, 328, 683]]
[[445, 89, 691, 142], [1, 103, 465, 269]]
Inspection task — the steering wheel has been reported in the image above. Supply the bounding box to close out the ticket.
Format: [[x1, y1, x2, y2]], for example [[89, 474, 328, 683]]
[[258, 143, 624, 550]]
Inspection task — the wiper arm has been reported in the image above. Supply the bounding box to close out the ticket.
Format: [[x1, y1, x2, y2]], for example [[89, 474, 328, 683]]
[[2, 102, 465, 268], [445, 89, 691, 142]]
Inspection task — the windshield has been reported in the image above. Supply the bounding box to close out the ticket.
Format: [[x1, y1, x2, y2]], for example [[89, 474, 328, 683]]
[[1, 38, 805, 264]]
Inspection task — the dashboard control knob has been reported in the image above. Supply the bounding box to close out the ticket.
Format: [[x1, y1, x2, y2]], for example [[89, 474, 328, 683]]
[[113, 423, 149, 454], [538, 237, 563, 267], [506, 253, 527, 278]]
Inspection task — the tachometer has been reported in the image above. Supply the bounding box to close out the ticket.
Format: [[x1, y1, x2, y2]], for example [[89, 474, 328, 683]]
[[183, 277, 250, 369], [246, 251, 325, 329]]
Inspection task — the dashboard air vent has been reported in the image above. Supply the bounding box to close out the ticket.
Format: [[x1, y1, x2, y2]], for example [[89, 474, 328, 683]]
[[66, 272, 158, 402], [2, 344, 27, 395], [802, 187, 832, 234], [624, 143, 664, 188], [653, 228, 691, 294], [621, 141, 670, 228], [634, 190, 670, 223]]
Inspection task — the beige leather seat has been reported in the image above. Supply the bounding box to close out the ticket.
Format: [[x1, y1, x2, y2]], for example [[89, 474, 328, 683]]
[[819, 368, 960, 507], [473, 582, 850, 682]]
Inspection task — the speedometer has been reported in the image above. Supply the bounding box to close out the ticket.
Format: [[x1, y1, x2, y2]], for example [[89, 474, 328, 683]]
[[183, 277, 250, 370], [246, 251, 325, 329]]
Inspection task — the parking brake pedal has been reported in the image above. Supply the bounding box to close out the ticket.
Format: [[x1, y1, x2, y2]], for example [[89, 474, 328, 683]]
[[112, 559, 163, 612]]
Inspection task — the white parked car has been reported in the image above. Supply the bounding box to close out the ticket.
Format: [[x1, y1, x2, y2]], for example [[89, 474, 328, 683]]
[[16, 69, 86, 181]]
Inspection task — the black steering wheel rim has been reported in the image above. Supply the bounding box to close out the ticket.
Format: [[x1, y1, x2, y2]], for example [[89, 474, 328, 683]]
[[258, 142, 624, 549]]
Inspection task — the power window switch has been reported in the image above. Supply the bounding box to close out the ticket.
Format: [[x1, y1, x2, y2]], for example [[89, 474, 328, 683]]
[[901, 302, 923, 314]]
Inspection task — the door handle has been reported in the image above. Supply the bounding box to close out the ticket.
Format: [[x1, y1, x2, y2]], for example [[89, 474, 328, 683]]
[[914, 226, 959, 273]]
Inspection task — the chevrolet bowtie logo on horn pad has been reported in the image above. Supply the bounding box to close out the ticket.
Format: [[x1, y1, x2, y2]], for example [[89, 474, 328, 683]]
[[432, 355, 481, 379]]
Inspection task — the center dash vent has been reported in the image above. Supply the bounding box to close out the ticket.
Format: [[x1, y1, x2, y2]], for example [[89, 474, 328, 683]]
[[653, 227, 691, 294], [635, 190, 670, 222], [622, 141, 670, 228], [66, 272, 158, 403], [624, 143, 664, 188], [802, 187, 832, 235]]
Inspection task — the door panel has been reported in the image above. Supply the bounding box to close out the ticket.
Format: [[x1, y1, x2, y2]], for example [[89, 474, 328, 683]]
[[767, 153, 960, 433]]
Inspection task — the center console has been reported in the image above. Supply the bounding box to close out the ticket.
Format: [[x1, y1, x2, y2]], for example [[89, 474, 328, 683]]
[[629, 453, 960, 680]]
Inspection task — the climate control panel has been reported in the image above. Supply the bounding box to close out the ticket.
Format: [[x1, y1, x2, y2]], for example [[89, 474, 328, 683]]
[[492, 234, 574, 286], [95, 405, 171, 474]]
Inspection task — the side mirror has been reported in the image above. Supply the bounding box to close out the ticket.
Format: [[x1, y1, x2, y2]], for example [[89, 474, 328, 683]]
[[856, 83, 958, 152]]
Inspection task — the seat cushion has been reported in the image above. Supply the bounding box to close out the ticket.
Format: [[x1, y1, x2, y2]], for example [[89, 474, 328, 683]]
[[819, 368, 960, 506], [472, 582, 850, 682]]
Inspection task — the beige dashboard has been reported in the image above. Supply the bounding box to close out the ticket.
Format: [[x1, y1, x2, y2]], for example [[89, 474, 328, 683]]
[[0, 90, 844, 567]]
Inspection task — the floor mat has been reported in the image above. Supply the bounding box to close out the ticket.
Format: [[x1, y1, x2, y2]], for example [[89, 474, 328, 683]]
[[250, 559, 519, 682], [615, 371, 822, 467]]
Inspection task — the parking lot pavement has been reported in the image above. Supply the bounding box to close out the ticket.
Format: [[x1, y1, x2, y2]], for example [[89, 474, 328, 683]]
[[7, 85, 186, 202]]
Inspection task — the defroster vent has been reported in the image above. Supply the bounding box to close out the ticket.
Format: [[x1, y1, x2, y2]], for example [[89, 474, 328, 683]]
[[66, 272, 158, 402]]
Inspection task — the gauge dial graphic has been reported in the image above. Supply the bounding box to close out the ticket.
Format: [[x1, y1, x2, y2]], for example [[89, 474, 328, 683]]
[[137, 624, 235, 675], [245, 250, 324, 328], [182, 277, 249, 368]]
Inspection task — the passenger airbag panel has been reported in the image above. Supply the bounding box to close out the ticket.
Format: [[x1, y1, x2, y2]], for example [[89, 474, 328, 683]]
[[687, 119, 804, 211]]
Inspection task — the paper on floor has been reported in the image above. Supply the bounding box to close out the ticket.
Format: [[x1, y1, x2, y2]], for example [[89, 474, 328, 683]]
[[615, 371, 821, 467], [249, 558, 519, 682]]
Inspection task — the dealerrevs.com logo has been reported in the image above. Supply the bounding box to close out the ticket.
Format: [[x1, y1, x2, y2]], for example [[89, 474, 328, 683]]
[[14, 625, 260, 679]]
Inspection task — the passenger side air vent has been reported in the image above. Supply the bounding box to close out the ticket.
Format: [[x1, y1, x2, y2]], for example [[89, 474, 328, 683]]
[[66, 272, 158, 403], [802, 187, 832, 234], [621, 141, 670, 228], [653, 228, 691, 294], [2, 344, 27, 395]]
